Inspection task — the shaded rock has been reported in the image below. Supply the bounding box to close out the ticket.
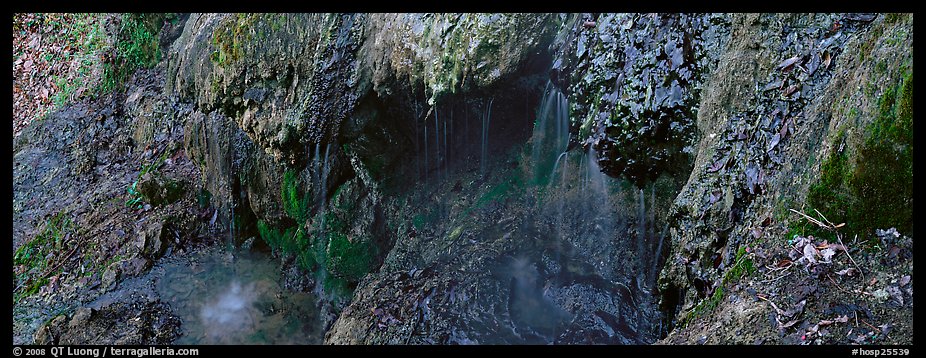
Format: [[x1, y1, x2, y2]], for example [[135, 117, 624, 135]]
[[120, 257, 152, 277], [33, 315, 67, 345], [137, 172, 186, 206], [34, 300, 181, 345], [136, 221, 171, 260], [101, 263, 121, 292], [68, 307, 94, 330]]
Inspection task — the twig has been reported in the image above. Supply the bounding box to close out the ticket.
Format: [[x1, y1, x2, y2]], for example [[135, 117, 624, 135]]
[[759, 271, 792, 284], [860, 318, 880, 332], [827, 274, 847, 293], [789, 208, 829, 229], [43, 244, 79, 278], [765, 262, 793, 272], [813, 208, 837, 228], [837, 232, 865, 281], [757, 295, 782, 312], [790, 208, 865, 289]]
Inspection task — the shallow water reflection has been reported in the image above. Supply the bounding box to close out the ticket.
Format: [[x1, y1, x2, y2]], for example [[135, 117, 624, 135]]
[[156, 249, 322, 344]]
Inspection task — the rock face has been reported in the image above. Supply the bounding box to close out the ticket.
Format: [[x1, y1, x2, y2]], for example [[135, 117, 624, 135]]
[[14, 12, 913, 346], [654, 14, 913, 343], [33, 300, 181, 345], [163, 13, 561, 293], [554, 14, 731, 187]]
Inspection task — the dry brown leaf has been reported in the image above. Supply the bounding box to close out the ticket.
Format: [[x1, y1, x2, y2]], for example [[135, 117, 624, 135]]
[[836, 268, 857, 276], [779, 319, 801, 329]]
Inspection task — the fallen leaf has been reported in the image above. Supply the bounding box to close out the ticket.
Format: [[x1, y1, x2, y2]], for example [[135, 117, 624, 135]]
[[803, 243, 818, 265], [762, 216, 773, 227], [835, 315, 849, 323], [783, 84, 801, 97], [777, 56, 802, 71], [780, 299, 807, 318], [879, 323, 893, 336], [779, 319, 801, 329], [209, 209, 218, 227], [898, 275, 910, 287], [822, 51, 832, 69], [886, 286, 903, 305], [820, 248, 836, 262], [763, 79, 784, 92], [779, 117, 790, 138], [708, 158, 725, 173], [767, 133, 781, 152], [836, 268, 857, 276]]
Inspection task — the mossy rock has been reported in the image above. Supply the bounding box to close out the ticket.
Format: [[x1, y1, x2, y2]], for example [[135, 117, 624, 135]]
[[807, 71, 913, 241], [137, 173, 186, 206], [325, 232, 375, 282]]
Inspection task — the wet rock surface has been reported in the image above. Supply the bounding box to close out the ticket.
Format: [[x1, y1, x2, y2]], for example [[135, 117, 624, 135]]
[[553, 14, 731, 187], [33, 299, 181, 345], [13, 12, 913, 346]]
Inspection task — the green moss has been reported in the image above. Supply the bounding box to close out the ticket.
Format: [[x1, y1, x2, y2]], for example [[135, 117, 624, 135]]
[[257, 219, 317, 271], [412, 213, 427, 230], [211, 14, 258, 66], [806, 71, 913, 243], [475, 174, 523, 209], [13, 211, 72, 302], [281, 169, 311, 223], [325, 230, 375, 282], [100, 14, 166, 93], [725, 246, 756, 282], [680, 245, 754, 326], [805, 133, 852, 238]]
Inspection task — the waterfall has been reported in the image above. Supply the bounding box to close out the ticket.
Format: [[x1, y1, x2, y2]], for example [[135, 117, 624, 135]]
[[434, 104, 440, 176], [531, 82, 570, 186], [652, 222, 669, 288], [480, 98, 494, 177]]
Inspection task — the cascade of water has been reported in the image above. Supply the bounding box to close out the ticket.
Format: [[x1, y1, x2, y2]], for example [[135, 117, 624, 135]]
[[650, 185, 656, 241], [652, 222, 669, 288], [555, 154, 568, 240], [531, 83, 571, 186], [550, 151, 569, 179], [227, 124, 235, 249], [434, 105, 440, 176], [322, 143, 332, 202], [415, 119, 420, 179], [480, 98, 494, 177], [587, 148, 606, 195]]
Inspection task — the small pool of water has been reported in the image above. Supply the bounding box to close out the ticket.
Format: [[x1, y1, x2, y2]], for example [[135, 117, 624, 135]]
[[154, 248, 323, 344]]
